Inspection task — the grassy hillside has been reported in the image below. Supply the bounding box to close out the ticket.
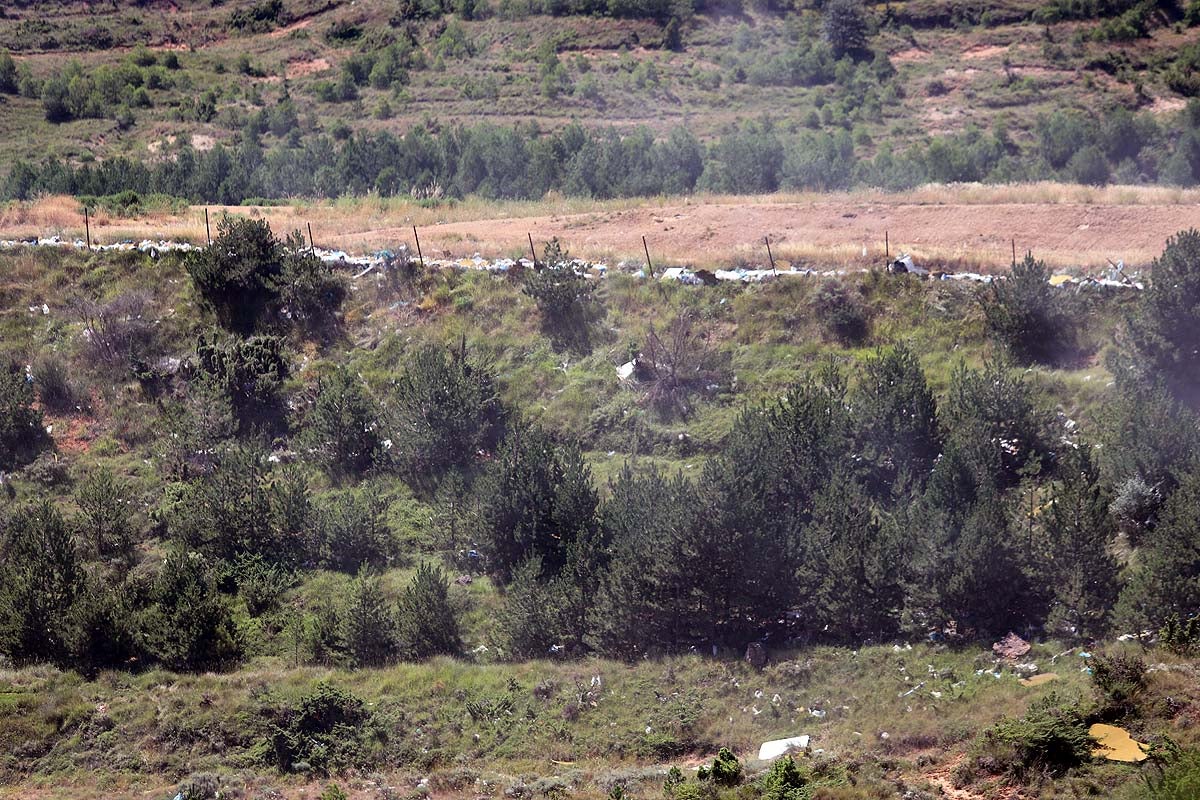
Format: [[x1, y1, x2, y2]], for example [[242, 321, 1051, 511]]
[[3, 641, 1198, 800], [5, 217, 1200, 798]]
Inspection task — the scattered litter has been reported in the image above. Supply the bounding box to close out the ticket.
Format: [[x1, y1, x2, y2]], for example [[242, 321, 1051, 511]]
[[0, 237, 1146, 295], [757, 735, 810, 761], [616, 361, 637, 381], [1090, 723, 1150, 762]]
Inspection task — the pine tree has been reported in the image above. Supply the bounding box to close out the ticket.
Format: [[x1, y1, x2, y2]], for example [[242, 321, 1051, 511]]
[[800, 473, 903, 642], [589, 469, 703, 656], [982, 252, 1074, 364], [300, 368, 383, 482], [1126, 229, 1200, 404], [341, 570, 398, 667], [0, 500, 80, 663], [0, 362, 50, 472], [854, 343, 942, 494], [903, 466, 1028, 638], [397, 563, 461, 659], [823, 0, 869, 58], [942, 357, 1047, 489], [139, 550, 242, 671], [74, 467, 133, 559], [477, 424, 598, 583], [1039, 447, 1119, 639], [1115, 469, 1200, 631], [389, 344, 505, 490], [697, 363, 853, 644]]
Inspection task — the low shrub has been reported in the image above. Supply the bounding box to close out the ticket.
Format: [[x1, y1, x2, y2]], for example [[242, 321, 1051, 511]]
[[971, 695, 1092, 780]]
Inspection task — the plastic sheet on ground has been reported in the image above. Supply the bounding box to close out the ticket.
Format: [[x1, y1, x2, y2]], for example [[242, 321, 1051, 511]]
[[1089, 723, 1149, 762], [757, 735, 810, 761]]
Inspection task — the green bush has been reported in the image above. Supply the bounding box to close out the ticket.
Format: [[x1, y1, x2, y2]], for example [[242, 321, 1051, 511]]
[[268, 682, 375, 774], [1091, 651, 1147, 714], [977, 695, 1092, 779], [981, 252, 1074, 364], [186, 217, 345, 335], [228, 0, 284, 32], [0, 363, 50, 471], [300, 368, 384, 482], [698, 748, 742, 786], [1136, 751, 1200, 800], [812, 281, 869, 344], [191, 332, 289, 437], [397, 563, 461, 659], [31, 353, 76, 413]]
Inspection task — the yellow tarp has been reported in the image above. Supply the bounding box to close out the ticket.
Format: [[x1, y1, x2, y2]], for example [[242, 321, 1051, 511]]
[[1049, 274, 1074, 286], [1089, 723, 1150, 762]]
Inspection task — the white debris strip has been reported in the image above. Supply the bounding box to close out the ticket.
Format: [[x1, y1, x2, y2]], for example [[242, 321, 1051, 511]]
[[0, 236, 1145, 290]]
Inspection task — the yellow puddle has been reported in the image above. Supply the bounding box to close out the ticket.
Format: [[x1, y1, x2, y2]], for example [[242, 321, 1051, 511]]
[[1089, 723, 1150, 762], [1019, 673, 1059, 687]]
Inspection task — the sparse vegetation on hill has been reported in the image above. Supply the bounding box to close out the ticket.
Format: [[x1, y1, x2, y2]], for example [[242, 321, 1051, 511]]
[[4, 0, 1200, 203], [4, 0, 1200, 795], [1, 211, 1199, 796]]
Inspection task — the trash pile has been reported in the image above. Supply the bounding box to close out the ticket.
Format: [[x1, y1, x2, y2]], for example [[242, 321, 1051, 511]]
[[0, 236, 1145, 290]]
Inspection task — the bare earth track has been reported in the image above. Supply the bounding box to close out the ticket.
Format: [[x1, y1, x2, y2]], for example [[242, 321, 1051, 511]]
[[5, 188, 1200, 270], [332, 199, 1200, 270]]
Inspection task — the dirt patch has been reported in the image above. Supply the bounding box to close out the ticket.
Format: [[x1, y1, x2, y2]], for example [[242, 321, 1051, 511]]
[[1149, 95, 1187, 115], [190, 133, 216, 151], [922, 754, 1020, 800], [269, 17, 314, 39], [286, 57, 331, 79], [961, 43, 1009, 60], [11, 191, 1200, 270], [891, 47, 930, 63], [324, 198, 1200, 269]]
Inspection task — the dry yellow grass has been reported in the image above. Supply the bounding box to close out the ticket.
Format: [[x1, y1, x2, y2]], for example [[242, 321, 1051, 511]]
[[4, 183, 1200, 269]]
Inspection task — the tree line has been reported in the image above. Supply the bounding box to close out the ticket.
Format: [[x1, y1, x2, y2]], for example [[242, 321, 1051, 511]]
[[5, 103, 1200, 205], [2, 223, 1200, 673]]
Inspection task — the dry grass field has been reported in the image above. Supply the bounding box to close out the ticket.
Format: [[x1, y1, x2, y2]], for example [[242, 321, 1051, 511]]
[[5, 184, 1199, 269]]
